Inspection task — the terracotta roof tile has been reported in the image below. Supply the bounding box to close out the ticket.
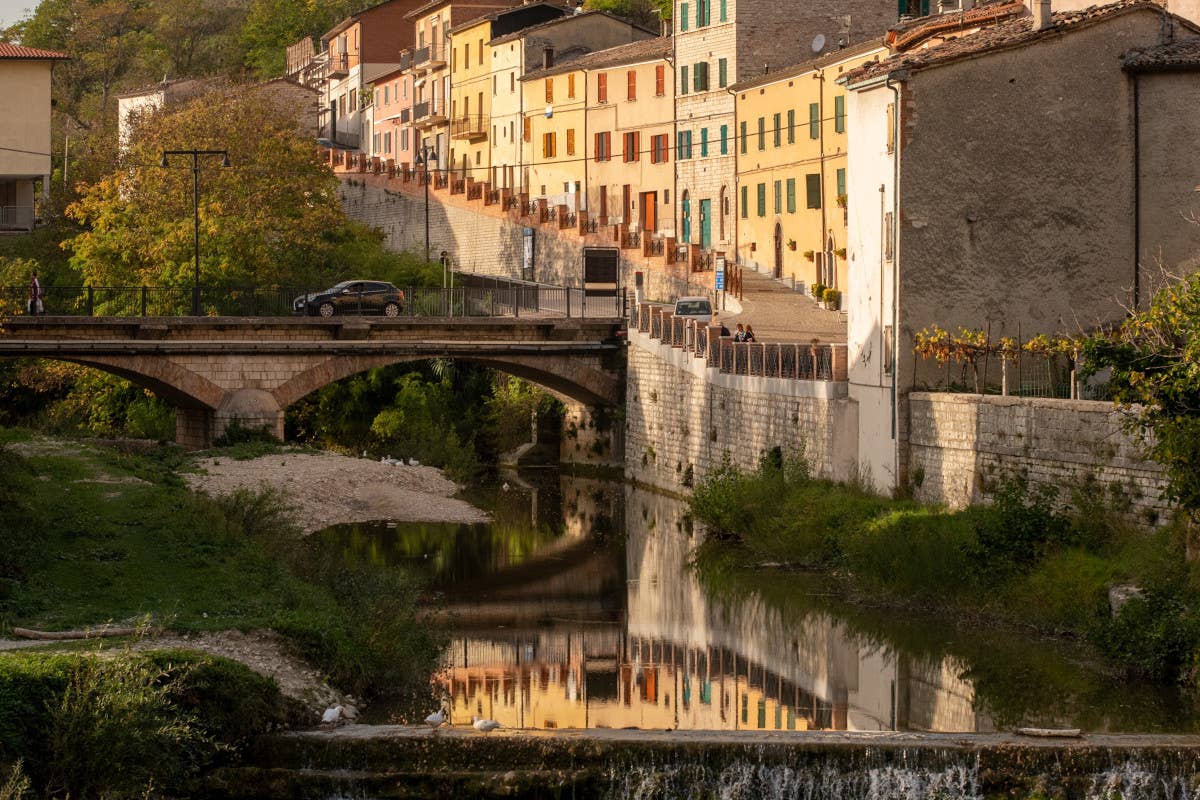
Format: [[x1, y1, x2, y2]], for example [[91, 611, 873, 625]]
[[844, 0, 1188, 84], [728, 39, 887, 92], [1123, 36, 1200, 69], [0, 42, 69, 59]]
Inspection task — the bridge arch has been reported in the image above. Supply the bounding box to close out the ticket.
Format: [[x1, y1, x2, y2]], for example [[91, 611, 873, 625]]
[[50, 355, 225, 410]]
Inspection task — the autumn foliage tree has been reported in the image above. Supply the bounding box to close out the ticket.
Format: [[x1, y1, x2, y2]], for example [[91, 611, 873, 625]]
[[65, 87, 356, 290]]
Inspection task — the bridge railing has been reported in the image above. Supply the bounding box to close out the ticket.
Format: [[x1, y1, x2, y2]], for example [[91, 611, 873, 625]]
[[0, 284, 627, 320], [628, 301, 846, 383]]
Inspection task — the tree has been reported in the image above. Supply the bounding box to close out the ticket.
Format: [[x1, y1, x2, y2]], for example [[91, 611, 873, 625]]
[[584, 0, 669, 28], [1083, 270, 1200, 522], [64, 86, 350, 289]]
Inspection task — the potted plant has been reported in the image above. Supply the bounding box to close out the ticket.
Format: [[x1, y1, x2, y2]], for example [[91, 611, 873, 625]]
[[811, 283, 826, 304], [836, 194, 848, 208], [787, 238, 797, 251], [822, 287, 841, 310], [834, 247, 847, 259], [802, 249, 815, 262]]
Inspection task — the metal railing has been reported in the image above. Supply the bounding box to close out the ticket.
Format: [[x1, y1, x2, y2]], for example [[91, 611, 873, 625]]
[[628, 302, 845, 382], [0, 205, 35, 230], [450, 114, 488, 139], [648, 238, 665, 256], [0, 281, 627, 320]]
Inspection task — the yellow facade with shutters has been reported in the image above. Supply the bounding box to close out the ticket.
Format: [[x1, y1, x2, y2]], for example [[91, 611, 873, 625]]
[[448, 16, 494, 183], [733, 44, 884, 296], [520, 66, 587, 209]]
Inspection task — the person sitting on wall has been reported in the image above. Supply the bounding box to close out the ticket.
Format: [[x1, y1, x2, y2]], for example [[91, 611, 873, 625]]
[[744, 325, 757, 343], [733, 323, 746, 342]]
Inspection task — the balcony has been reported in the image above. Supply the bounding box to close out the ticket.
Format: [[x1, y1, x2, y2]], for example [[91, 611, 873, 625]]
[[412, 42, 446, 73], [450, 114, 488, 142], [0, 205, 34, 231], [412, 99, 447, 129], [327, 52, 349, 78]]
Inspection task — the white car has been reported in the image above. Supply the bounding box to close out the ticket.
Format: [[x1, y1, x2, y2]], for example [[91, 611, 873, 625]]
[[673, 296, 713, 324]]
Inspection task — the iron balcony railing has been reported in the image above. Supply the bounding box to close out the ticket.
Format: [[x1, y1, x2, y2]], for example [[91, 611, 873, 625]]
[[0, 205, 35, 230], [628, 301, 846, 383], [327, 52, 349, 76], [450, 114, 488, 140]]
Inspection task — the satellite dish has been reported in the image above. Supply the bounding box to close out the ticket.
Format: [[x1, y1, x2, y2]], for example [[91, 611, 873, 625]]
[[545, 105, 553, 118], [811, 33, 826, 52]]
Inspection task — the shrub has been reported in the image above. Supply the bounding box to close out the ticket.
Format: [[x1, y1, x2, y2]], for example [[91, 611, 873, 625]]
[[842, 508, 978, 597]]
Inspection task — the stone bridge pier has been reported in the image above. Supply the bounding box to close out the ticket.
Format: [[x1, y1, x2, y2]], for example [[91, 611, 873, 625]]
[[0, 317, 627, 452]]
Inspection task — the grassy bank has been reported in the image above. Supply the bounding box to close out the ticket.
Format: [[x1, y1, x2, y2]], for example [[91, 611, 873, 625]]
[[690, 455, 1200, 686], [0, 427, 441, 694]]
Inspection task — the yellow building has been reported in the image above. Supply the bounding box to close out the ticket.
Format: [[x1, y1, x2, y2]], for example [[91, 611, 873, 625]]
[[582, 37, 674, 236], [732, 42, 885, 295], [520, 56, 588, 208]]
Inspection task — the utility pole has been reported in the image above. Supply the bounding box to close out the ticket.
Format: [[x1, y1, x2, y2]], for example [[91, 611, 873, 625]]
[[160, 149, 231, 315]]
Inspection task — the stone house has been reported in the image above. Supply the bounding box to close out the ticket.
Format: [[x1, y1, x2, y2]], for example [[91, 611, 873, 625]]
[[839, 0, 1200, 493], [0, 42, 68, 232]]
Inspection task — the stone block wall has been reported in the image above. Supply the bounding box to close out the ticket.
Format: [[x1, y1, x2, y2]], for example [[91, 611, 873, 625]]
[[624, 331, 857, 491], [907, 392, 1172, 524], [339, 177, 701, 303]]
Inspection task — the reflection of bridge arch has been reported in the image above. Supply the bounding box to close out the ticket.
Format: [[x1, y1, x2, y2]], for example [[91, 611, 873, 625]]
[[0, 317, 625, 447]]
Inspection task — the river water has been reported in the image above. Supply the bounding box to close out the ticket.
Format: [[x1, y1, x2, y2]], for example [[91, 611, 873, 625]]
[[314, 470, 1199, 735]]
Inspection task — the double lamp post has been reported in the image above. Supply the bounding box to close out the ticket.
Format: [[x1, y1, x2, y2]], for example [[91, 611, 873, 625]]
[[160, 149, 230, 316]]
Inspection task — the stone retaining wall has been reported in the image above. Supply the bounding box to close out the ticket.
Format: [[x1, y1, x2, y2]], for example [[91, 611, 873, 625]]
[[908, 392, 1171, 524], [624, 331, 857, 491]]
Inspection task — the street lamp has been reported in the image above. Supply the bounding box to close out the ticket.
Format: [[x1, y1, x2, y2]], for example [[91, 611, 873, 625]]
[[160, 149, 231, 316], [415, 144, 438, 263]]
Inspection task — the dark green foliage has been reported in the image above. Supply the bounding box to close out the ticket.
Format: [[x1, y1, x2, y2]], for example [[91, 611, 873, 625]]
[[0, 650, 284, 799], [212, 419, 277, 448]]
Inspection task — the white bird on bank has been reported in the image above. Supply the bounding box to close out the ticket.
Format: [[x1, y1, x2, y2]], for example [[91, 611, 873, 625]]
[[425, 705, 447, 731], [501, 482, 511, 492], [407, 457, 420, 466], [472, 716, 501, 733], [382, 455, 402, 466]]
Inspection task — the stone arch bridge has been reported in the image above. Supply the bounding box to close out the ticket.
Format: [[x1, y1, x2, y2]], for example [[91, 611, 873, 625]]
[[0, 317, 626, 449]]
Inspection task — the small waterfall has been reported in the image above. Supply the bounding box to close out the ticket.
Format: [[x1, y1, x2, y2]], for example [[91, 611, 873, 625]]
[[1086, 759, 1200, 800], [603, 751, 983, 800]]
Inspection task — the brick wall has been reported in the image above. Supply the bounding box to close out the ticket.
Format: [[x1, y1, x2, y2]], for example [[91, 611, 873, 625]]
[[907, 392, 1172, 525], [624, 329, 857, 491]]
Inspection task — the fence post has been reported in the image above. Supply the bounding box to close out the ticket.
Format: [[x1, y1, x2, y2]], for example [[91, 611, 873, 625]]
[[566, 287, 571, 318], [86, 286, 94, 317], [141, 286, 148, 317]]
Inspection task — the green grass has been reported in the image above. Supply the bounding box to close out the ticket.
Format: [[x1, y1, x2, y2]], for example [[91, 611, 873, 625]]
[[690, 458, 1200, 686], [0, 431, 441, 701]]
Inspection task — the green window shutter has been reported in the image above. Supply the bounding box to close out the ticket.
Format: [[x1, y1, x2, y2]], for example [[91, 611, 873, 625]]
[[773, 180, 781, 214], [834, 95, 845, 133], [718, 58, 727, 88], [700, 127, 708, 157], [756, 183, 766, 217], [720, 124, 728, 154], [773, 112, 781, 147], [740, 121, 747, 154], [836, 168, 846, 200], [786, 178, 796, 213], [693, 61, 708, 91], [809, 102, 819, 139], [741, 185, 748, 218], [681, 3, 689, 30], [685, 130, 692, 158], [680, 65, 688, 95], [806, 173, 821, 209], [787, 109, 795, 143], [677, 132, 685, 160], [757, 117, 765, 150], [720, 0, 727, 21]]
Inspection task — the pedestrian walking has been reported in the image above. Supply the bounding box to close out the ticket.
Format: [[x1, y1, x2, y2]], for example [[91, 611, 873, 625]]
[[28, 271, 43, 315]]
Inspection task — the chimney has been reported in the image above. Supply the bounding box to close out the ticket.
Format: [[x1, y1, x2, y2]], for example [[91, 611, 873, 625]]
[[1032, 0, 1052, 30], [543, 46, 554, 68]]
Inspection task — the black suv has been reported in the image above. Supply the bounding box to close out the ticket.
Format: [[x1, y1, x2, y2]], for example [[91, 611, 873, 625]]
[[294, 281, 406, 317]]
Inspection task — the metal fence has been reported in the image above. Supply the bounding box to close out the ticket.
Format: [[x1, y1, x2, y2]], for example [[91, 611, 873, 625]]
[[629, 302, 845, 382], [0, 280, 627, 320]]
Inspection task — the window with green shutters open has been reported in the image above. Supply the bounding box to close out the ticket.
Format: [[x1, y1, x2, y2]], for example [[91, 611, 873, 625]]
[[680, 65, 688, 95], [741, 185, 748, 218], [806, 173, 821, 209], [718, 58, 727, 88], [786, 178, 796, 213], [836, 167, 846, 200], [773, 113, 781, 148], [809, 103, 819, 139], [756, 183, 766, 217], [697, 0, 710, 26], [693, 61, 709, 92], [773, 180, 782, 214], [834, 95, 845, 133], [681, 2, 689, 30]]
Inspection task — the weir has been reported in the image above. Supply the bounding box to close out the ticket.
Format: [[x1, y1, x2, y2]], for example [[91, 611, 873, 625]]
[[207, 727, 1200, 799]]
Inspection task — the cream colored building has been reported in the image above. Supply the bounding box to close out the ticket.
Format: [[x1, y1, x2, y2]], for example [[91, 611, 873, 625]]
[[582, 37, 674, 235], [0, 42, 67, 232], [520, 58, 588, 207], [732, 42, 884, 294]]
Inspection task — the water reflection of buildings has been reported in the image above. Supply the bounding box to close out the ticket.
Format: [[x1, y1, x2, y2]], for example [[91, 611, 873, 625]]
[[436, 481, 991, 733]]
